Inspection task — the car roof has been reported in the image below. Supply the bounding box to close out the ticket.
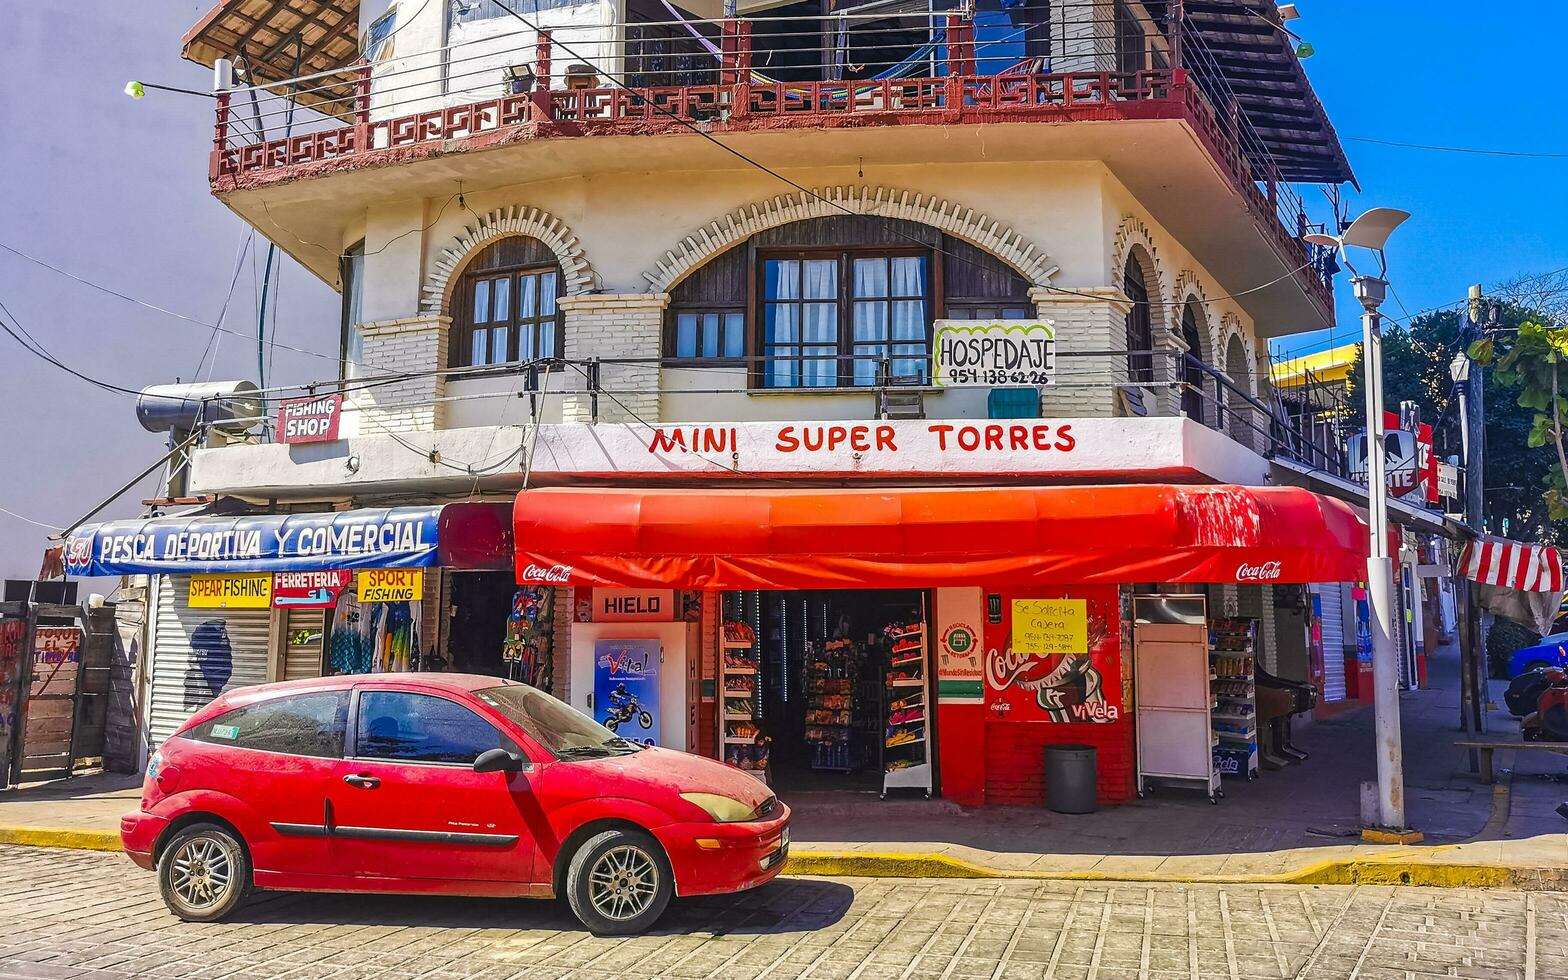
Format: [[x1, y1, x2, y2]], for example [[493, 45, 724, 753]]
[[171, 673, 530, 737]]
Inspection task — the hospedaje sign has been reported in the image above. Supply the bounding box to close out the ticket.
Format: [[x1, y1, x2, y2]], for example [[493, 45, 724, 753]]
[[932, 320, 1055, 387], [64, 507, 441, 576]]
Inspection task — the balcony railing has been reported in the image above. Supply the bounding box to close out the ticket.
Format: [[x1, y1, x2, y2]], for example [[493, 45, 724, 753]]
[[211, 7, 1335, 316]]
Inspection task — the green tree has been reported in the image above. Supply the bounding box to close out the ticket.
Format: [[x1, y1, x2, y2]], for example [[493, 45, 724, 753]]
[[1347, 305, 1564, 542], [1471, 316, 1568, 522]]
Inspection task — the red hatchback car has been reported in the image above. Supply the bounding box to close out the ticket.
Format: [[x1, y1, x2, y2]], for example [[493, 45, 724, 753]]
[[121, 674, 789, 934]]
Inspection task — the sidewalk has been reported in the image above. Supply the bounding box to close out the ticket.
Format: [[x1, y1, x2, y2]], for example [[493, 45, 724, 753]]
[[4, 641, 1566, 886]]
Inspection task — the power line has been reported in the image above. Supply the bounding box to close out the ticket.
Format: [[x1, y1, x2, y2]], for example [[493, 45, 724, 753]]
[[1345, 136, 1568, 160], [0, 303, 147, 398], [0, 504, 64, 531], [0, 238, 354, 369]]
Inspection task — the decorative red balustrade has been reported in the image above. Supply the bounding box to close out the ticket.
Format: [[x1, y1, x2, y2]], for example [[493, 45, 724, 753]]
[[209, 21, 1331, 319]]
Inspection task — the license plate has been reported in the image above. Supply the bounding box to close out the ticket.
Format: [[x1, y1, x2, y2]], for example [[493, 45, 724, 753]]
[[781, 828, 789, 849]]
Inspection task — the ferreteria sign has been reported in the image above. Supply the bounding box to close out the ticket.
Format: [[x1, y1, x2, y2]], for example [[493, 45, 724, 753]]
[[527, 416, 1234, 481], [932, 320, 1055, 387]]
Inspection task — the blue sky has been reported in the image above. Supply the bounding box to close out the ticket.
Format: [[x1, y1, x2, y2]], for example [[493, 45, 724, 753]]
[[1272, 2, 1567, 360]]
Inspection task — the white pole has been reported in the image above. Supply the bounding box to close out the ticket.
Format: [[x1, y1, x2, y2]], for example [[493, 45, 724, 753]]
[[1359, 279, 1406, 830]]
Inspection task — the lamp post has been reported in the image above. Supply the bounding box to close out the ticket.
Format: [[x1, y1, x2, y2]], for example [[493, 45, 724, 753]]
[[1307, 207, 1412, 833]]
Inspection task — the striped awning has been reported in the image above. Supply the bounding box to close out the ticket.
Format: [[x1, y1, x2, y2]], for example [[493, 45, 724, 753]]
[[1459, 536, 1564, 593]]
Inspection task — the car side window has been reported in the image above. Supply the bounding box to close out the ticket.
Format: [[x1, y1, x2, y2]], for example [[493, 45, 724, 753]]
[[187, 692, 349, 759], [354, 691, 515, 765]]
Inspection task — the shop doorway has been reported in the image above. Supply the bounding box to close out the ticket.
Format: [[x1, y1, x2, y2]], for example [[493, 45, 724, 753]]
[[721, 589, 932, 796], [448, 571, 520, 677]]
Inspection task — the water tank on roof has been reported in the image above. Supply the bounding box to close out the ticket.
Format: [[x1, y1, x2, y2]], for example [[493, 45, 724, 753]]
[[136, 380, 262, 434]]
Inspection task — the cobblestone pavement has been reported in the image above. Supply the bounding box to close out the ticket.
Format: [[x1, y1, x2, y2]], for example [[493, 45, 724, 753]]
[[0, 846, 1564, 980]]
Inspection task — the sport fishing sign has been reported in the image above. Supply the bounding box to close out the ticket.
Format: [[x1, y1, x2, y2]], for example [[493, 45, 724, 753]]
[[932, 320, 1056, 387]]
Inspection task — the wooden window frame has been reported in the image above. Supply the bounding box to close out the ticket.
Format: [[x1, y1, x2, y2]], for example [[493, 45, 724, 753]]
[[753, 246, 937, 389], [452, 260, 565, 370], [665, 306, 748, 364], [1124, 256, 1154, 384]]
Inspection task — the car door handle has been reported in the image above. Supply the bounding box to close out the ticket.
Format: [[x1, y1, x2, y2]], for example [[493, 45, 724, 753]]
[[342, 773, 381, 789]]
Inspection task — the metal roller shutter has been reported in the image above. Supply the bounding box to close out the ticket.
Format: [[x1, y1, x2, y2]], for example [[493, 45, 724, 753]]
[[147, 575, 272, 747], [283, 608, 326, 681], [1316, 584, 1346, 703]]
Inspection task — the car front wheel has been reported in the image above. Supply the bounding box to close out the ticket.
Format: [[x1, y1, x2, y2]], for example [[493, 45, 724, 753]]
[[156, 823, 253, 922], [565, 829, 672, 935]]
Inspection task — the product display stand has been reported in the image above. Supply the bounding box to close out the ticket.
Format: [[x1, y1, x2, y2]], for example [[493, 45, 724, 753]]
[[1209, 618, 1260, 781], [1133, 597, 1222, 804], [881, 610, 932, 798], [721, 619, 769, 782], [806, 638, 857, 771]]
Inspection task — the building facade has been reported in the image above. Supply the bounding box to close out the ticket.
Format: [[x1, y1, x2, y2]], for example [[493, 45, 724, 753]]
[[78, 0, 1398, 804]]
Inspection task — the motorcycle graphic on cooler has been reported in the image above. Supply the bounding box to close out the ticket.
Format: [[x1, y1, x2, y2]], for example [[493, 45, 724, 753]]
[[602, 683, 654, 733]]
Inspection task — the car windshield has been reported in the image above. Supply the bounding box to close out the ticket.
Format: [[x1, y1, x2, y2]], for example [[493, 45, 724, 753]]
[[474, 684, 641, 759]]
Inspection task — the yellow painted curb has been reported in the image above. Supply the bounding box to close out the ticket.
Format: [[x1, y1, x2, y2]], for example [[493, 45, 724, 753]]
[[784, 850, 1531, 889], [0, 830, 1539, 890], [0, 827, 123, 852]]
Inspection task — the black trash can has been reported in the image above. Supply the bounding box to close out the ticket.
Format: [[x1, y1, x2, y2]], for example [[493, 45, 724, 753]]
[[1044, 744, 1098, 814]]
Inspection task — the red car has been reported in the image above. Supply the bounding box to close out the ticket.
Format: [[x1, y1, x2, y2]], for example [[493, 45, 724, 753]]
[[121, 674, 789, 934]]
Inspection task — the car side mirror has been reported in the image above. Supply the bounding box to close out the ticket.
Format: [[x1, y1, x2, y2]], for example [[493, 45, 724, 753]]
[[473, 748, 526, 774]]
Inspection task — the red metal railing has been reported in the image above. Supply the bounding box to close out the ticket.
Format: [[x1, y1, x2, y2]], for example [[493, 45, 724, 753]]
[[209, 17, 1332, 317]]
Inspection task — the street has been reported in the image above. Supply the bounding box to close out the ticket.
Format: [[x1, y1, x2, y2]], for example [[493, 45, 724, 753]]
[[0, 846, 1563, 980]]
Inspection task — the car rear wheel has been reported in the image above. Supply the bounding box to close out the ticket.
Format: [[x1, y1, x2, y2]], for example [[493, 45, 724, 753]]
[[157, 823, 252, 922], [565, 829, 672, 935]]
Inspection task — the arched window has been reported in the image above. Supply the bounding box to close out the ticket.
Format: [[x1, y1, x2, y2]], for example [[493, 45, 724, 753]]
[[1123, 254, 1153, 384], [1225, 334, 1252, 444], [1180, 301, 1208, 425], [452, 236, 563, 368]]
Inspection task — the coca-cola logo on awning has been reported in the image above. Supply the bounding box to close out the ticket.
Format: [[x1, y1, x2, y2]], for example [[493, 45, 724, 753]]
[[521, 563, 574, 584], [1236, 560, 1283, 582]]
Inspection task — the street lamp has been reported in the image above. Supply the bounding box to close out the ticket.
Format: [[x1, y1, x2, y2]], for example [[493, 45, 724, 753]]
[[1306, 207, 1412, 834]]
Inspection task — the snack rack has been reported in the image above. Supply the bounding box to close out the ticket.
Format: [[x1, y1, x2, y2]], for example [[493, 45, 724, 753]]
[[805, 638, 857, 771], [881, 610, 932, 798], [1209, 617, 1259, 781], [721, 619, 769, 782]]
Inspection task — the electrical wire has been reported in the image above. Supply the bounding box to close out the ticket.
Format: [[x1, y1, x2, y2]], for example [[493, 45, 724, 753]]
[[1345, 136, 1568, 160], [0, 303, 147, 398], [0, 238, 346, 367], [0, 504, 65, 531]]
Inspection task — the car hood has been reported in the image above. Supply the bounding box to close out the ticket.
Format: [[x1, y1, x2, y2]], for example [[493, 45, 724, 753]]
[[565, 746, 772, 809]]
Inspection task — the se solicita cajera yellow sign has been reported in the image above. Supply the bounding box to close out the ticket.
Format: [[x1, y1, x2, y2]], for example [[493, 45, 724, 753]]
[[357, 568, 424, 603], [188, 573, 273, 608]]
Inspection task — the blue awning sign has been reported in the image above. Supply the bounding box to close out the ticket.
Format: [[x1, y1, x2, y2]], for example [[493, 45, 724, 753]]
[[65, 507, 442, 576]]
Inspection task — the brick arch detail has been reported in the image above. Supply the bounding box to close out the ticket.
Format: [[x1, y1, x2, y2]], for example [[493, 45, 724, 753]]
[[640, 185, 1061, 292], [421, 205, 595, 315], [1219, 311, 1253, 394], [1173, 269, 1220, 364]]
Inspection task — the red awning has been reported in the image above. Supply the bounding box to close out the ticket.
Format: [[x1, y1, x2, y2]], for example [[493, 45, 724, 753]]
[[513, 484, 1368, 590]]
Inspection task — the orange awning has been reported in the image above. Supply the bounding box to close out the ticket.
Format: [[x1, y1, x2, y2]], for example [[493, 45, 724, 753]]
[[513, 484, 1369, 591]]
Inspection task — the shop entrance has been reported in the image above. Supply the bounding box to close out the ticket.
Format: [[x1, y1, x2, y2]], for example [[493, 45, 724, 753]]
[[720, 589, 932, 797]]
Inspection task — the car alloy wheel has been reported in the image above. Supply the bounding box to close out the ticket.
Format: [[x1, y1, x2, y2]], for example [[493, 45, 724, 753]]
[[169, 835, 235, 912], [157, 822, 252, 922], [587, 844, 660, 922]]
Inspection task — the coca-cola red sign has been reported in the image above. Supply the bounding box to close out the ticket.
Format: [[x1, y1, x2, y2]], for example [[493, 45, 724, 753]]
[[521, 563, 574, 584], [1235, 560, 1283, 582]]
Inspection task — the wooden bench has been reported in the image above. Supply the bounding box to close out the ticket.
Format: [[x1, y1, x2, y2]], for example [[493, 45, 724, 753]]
[[1455, 740, 1568, 785]]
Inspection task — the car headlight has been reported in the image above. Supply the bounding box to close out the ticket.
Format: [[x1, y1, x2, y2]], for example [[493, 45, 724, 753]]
[[680, 792, 758, 823]]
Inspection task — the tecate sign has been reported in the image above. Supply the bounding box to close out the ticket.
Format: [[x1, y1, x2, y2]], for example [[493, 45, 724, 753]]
[[1235, 561, 1283, 582], [932, 320, 1056, 387], [521, 563, 573, 583]]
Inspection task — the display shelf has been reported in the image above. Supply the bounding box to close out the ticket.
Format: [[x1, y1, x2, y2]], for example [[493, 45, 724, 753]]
[[1208, 617, 1260, 781], [807, 637, 861, 772], [720, 614, 768, 777], [881, 611, 932, 798]]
